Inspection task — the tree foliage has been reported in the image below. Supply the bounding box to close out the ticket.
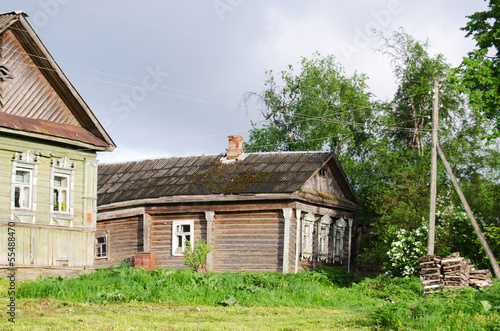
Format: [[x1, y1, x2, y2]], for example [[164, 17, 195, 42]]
[[244, 28, 500, 273], [461, 0, 500, 137], [243, 53, 373, 155]]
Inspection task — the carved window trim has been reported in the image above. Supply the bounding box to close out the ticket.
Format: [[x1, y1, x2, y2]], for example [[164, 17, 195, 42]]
[[318, 215, 332, 261], [301, 212, 315, 260], [333, 217, 347, 263], [50, 157, 76, 225], [11, 151, 39, 222]]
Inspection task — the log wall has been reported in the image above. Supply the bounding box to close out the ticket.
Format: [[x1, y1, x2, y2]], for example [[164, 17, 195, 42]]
[[94, 216, 143, 267], [212, 211, 283, 272], [150, 213, 206, 269]]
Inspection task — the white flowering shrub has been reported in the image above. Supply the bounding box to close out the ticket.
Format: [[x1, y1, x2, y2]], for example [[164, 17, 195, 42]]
[[385, 224, 428, 277]]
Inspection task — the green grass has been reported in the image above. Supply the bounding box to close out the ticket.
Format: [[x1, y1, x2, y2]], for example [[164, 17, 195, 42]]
[[2, 266, 499, 330], [0, 299, 372, 330]]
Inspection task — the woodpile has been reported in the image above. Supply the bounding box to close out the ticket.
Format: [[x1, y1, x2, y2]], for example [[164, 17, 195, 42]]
[[469, 269, 494, 288], [418, 252, 493, 292], [418, 255, 442, 292], [442, 253, 469, 288]]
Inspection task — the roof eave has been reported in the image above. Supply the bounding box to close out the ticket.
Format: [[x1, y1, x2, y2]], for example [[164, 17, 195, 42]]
[[0, 126, 113, 152], [97, 191, 361, 213]]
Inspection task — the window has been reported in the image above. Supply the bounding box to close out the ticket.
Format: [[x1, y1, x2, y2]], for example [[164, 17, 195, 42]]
[[11, 151, 38, 220], [301, 213, 315, 260], [14, 168, 32, 209], [95, 232, 109, 259], [172, 220, 194, 256], [318, 215, 332, 261], [50, 157, 75, 221], [333, 218, 347, 263], [52, 174, 70, 212]]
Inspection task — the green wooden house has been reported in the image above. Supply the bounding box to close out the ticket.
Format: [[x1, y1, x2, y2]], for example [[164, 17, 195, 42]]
[[0, 11, 115, 279]]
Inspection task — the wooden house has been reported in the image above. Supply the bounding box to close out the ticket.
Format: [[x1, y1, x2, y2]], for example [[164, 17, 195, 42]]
[[96, 136, 360, 273], [0, 12, 115, 279]]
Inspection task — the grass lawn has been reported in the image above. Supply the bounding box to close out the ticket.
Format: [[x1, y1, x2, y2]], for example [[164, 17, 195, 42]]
[[1, 298, 372, 330], [2, 267, 499, 330]]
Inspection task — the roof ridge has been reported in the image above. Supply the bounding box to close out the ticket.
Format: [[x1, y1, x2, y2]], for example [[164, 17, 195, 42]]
[[99, 151, 332, 166]]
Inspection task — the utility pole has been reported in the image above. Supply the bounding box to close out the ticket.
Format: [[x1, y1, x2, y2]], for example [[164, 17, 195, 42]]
[[427, 78, 439, 255], [437, 144, 500, 281]]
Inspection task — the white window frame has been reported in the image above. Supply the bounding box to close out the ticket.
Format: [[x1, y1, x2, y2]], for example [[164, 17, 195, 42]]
[[172, 220, 194, 256], [11, 151, 38, 223], [332, 217, 347, 263], [301, 212, 315, 260], [52, 173, 70, 213], [13, 167, 33, 209], [95, 231, 109, 259], [50, 157, 76, 224], [317, 215, 332, 261]]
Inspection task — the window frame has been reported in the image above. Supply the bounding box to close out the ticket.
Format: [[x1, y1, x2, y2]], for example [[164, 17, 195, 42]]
[[50, 157, 76, 224], [13, 167, 33, 210], [301, 212, 316, 260], [95, 231, 109, 260], [52, 173, 70, 213], [172, 220, 194, 257], [317, 215, 332, 261], [332, 217, 347, 263], [11, 151, 39, 222]]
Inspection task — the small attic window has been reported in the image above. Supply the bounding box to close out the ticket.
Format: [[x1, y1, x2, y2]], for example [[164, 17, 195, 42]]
[[319, 168, 327, 177], [0, 65, 12, 81]]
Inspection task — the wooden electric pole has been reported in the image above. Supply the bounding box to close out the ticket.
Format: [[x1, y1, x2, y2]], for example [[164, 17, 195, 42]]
[[437, 144, 500, 281], [427, 78, 439, 255]]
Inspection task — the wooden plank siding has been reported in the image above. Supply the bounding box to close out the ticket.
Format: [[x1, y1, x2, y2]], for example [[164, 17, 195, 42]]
[[0, 30, 81, 126], [0, 225, 94, 267], [212, 211, 283, 272], [94, 216, 143, 267], [0, 134, 98, 270]]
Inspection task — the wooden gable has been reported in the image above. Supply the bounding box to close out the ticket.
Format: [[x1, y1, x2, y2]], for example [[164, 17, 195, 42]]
[[0, 30, 81, 126], [302, 165, 345, 199], [299, 155, 360, 210], [0, 11, 115, 151]]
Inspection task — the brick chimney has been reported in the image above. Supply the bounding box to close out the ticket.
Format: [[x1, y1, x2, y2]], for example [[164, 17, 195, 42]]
[[226, 135, 243, 159]]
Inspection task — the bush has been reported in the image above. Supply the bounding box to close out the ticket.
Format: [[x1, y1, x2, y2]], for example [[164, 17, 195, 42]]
[[183, 239, 212, 273], [385, 224, 427, 277]]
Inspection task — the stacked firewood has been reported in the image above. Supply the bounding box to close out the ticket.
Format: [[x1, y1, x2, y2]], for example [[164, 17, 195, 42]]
[[418, 255, 443, 292], [442, 253, 470, 288], [419, 252, 493, 290], [469, 268, 494, 288]]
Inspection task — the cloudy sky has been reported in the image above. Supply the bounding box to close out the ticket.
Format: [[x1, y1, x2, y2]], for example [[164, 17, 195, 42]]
[[3, 0, 489, 163]]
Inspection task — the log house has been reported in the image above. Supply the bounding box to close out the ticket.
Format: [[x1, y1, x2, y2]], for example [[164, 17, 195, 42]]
[[96, 137, 361, 272]]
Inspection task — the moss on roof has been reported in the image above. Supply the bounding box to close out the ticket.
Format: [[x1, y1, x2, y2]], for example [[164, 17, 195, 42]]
[[98, 152, 344, 206]]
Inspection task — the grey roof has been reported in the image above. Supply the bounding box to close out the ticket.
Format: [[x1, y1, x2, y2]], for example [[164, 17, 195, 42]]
[[98, 152, 358, 206]]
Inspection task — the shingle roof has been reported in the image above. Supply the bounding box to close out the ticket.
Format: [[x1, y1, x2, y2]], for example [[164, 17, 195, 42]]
[[98, 152, 337, 206]]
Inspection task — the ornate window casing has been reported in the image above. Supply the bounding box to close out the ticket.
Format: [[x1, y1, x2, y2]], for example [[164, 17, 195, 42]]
[[301, 212, 316, 260], [50, 157, 76, 227], [332, 217, 347, 263], [317, 215, 332, 261], [172, 220, 194, 256], [11, 151, 39, 223], [95, 231, 109, 259]]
